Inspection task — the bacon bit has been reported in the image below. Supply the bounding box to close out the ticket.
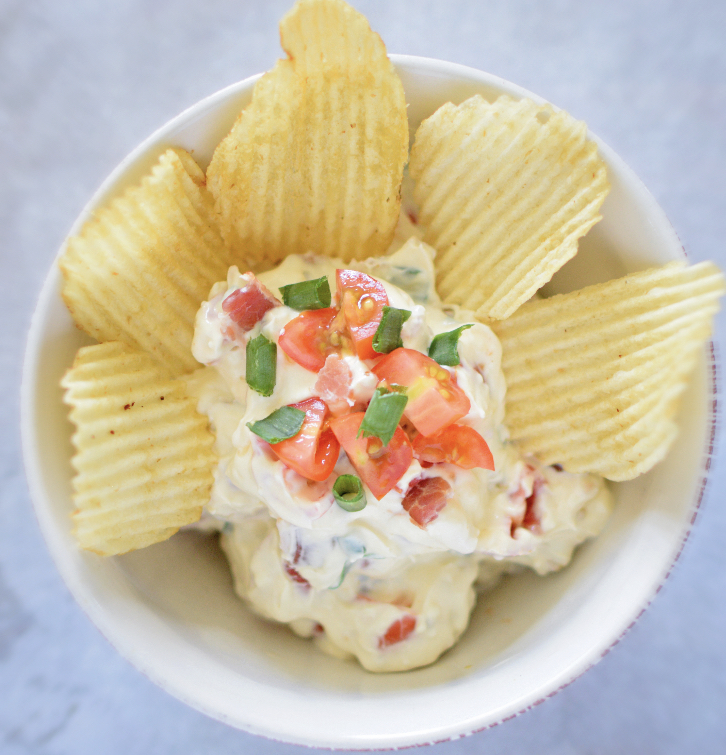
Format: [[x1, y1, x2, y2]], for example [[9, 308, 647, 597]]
[[402, 476, 452, 527], [378, 615, 417, 648], [222, 274, 280, 330], [283, 562, 310, 588], [312, 622, 325, 636], [292, 541, 303, 565], [510, 465, 544, 537], [314, 354, 353, 416], [522, 480, 543, 533], [407, 210, 418, 225]]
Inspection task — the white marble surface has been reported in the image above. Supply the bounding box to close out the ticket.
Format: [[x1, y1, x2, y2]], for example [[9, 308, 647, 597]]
[[2, 0, 726, 752]]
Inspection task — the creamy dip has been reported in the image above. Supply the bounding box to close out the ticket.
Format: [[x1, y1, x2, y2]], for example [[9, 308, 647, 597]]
[[186, 238, 612, 673]]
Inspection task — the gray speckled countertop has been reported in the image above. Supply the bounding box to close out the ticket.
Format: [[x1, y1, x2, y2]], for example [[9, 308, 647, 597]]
[[2, 1, 725, 752]]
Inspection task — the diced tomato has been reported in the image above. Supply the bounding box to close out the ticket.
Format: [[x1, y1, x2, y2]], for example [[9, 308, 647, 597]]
[[278, 308, 340, 372], [269, 398, 340, 482], [222, 273, 280, 330], [412, 424, 495, 471], [329, 412, 413, 500], [336, 269, 388, 360], [402, 476, 452, 527], [314, 354, 353, 416], [378, 614, 416, 648], [372, 348, 471, 437]]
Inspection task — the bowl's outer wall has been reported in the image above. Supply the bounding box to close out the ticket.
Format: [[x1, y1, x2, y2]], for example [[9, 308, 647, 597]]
[[21, 56, 713, 749]]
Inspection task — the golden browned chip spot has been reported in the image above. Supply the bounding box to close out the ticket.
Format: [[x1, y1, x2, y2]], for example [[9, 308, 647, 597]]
[[62, 341, 216, 555]]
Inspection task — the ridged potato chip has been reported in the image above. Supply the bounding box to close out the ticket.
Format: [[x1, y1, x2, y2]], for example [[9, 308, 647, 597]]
[[206, 0, 408, 269], [60, 148, 235, 377], [409, 95, 609, 320], [62, 341, 216, 556], [492, 262, 725, 480]]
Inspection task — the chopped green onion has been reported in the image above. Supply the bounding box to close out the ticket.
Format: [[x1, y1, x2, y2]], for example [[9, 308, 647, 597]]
[[428, 324, 474, 366], [246, 334, 276, 396], [247, 406, 305, 444], [333, 475, 367, 512], [372, 306, 411, 354], [357, 388, 408, 446], [279, 276, 331, 310]]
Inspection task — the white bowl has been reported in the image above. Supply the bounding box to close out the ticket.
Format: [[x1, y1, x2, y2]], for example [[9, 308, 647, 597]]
[[21, 56, 715, 749]]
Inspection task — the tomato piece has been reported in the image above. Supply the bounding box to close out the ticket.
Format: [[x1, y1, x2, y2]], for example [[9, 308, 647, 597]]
[[329, 413, 413, 500], [336, 269, 388, 360], [314, 354, 353, 416], [269, 397, 340, 482], [402, 476, 452, 527], [372, 348, 471, 437], [222, 273, 280, 330], [412, 425, 495, 471], [278, 308, 340, 372], [378, 615, 416, 648]]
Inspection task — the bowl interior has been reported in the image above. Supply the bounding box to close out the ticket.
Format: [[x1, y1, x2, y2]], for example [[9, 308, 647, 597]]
[[22, 56, 711, 749]]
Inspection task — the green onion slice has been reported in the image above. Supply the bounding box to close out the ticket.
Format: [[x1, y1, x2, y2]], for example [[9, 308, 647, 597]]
[[428, 324, 474, 366], [246, 334, 276, 396], [333, 475, 367, 512], [372, 306, 412, 354], [247, 406, 305, 444], [279, 276, 331, 310], [357, 388, 408, 446]]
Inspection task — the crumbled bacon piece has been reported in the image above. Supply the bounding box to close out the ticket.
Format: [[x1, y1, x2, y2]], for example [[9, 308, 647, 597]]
[[222, 274, 280, 330], [314, 354, 353, 416], [402, 476, 452, 527], [510, 465, 544, 537], [283, 562, 310, 588]]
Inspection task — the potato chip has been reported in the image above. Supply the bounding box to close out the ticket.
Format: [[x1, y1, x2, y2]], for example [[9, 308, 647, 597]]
[[409, 95, 609, 320], [492, 262, 725, 480], [206, 0, 408, 269], [62, 341, 216, 556], [60, 148, 235, 377]]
